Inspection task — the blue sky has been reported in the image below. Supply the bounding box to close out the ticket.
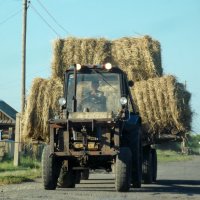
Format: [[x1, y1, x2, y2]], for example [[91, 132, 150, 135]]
[[0, 0, 200, 133]]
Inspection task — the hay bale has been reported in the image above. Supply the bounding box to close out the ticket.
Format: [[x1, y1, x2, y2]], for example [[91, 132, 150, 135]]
[[51, 36, 162, 81], [22, 78, 63, 142], [51, 37, 112, 79], [132, 75, 192, 135], [112, 35, 162, 82], [51, 39, 65, 79], [24, 36, 192, 142]]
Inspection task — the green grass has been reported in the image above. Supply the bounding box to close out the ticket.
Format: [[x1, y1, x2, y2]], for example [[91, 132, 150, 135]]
[[157, 150, 192, 162], [0, 156, 41, 185]]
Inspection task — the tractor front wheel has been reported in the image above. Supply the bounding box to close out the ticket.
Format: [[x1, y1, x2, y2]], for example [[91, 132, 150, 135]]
[[42, 145, 61, 190], [115, 147, 132, 192]]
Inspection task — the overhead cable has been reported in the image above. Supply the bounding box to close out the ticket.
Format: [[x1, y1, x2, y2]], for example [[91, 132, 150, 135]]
[[0, 9, 21, 26], [36, 0, 71, 35], [30, 3, 61, 37]]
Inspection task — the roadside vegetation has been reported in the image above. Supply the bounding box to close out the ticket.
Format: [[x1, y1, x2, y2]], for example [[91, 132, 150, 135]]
[[157, 133, 200, 162], [187, 133, 200, 154], [0, 155, 41, 185], [157, 149, 193, 162]]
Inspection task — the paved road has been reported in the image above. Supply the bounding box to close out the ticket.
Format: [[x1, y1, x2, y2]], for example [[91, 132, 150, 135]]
[[0, 156, 200, 200]]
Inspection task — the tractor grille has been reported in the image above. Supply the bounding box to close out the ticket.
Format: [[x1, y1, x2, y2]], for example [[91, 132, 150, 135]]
[[73, 132, 97, 141]]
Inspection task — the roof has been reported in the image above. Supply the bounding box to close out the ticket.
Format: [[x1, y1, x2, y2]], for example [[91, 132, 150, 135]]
[[0, 100, 18, 121]]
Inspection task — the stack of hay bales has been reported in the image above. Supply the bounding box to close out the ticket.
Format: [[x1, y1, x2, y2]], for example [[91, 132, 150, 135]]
[[132, 75, 192, 135], [22, 78, 63, 141], [22, 35, 192, 142], [51, 36, 162, 82]]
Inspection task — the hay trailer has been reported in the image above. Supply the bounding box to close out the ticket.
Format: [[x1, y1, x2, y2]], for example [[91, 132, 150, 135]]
[[41, 63, 155, 192]]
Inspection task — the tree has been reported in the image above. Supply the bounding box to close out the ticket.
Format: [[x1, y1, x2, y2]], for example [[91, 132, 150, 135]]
[[187, 133, 200, 154]]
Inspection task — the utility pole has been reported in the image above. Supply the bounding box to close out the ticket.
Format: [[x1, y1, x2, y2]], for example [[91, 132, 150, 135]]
[[14, 0, 28, 166], [21, 0, 28, 113]]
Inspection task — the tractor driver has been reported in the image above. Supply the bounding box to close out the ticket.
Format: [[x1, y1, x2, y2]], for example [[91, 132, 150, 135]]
[[90, 80, 103, 97], [79, 80, 107, 112]]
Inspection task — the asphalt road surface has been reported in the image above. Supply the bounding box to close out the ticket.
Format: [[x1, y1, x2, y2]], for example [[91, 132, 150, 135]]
[[0, 156, 200, 200]]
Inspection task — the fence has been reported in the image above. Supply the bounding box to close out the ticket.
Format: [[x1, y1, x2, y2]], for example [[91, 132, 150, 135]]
[[0, 140, 15, 161], [0, 140, 45, 162]]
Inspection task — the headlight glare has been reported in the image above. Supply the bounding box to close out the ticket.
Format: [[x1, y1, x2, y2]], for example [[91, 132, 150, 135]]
[[120, 97, 127, 105], [105, 63, 112, 70], [58, 97, 66, 106]]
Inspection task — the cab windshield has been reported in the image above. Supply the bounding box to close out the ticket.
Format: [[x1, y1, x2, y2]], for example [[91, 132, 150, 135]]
[[66, 73, 121, 114]]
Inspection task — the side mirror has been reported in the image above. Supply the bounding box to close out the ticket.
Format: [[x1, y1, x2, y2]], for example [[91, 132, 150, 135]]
[[128, 80, 134, 87]]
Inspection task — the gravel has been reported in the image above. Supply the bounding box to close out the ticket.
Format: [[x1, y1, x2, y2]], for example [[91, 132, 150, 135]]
[[0, 156, 200, 200]]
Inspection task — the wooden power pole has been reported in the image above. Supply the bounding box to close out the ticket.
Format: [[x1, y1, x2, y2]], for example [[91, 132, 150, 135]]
[[14, 0, 28, 166], [21, 0, 28, 113]]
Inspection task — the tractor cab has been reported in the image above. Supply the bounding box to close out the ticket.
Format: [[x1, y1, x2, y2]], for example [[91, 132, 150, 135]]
[[59, 63, 135, 120]]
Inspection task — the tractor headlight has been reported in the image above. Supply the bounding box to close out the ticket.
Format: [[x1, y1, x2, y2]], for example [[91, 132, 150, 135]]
[[58, 97, 66, 106], [104, 63, 112, 70], [76, 63, 82, 70], [120, 97, 127, 105]]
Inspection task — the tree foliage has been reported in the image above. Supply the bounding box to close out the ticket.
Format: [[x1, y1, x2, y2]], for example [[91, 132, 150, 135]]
[[187, 133, 200, 152]]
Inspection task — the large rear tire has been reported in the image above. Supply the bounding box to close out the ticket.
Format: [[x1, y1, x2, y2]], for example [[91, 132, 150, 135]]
[[130, 126, 142, 188], [115, 147, 132, 192], [42, 145, 61, 190], [142, 146, 153, 184], [151, 149, 157, 182]]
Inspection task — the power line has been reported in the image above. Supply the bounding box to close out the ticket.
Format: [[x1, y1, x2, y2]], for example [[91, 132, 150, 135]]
[[30, 2, 61, 37], [0, 9, 21, 26], [36, 0, 71, 35]]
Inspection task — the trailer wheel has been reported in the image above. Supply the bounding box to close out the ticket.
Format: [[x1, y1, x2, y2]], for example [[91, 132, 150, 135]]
[[129, 126, 142, 188], [151, 149, 157, 182], [42, 145, 61, 190], [142, 146, 152, 184], [81, 169, 89, 180], [115, 147, 132, 192], [57, 165, 76, 188]]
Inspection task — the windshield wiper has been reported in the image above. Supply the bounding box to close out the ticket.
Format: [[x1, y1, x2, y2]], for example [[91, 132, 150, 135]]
[[92, 69, 117, 91]]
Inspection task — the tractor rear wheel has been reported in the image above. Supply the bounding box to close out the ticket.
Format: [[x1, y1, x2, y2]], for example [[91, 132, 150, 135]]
[[142, 146, 153, 184], [151, 149, 157, 182], [130, 126, 142, 188]]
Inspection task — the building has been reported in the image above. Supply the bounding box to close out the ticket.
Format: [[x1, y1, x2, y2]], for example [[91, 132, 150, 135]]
[[0, 99, 17, 140]]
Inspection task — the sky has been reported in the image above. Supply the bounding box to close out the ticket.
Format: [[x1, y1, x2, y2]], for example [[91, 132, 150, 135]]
[[0, 0, 200, 133]]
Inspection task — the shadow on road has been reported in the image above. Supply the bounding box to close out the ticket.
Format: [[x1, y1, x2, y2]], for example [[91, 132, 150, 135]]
[[70, 179, 200, 196], [137, 179, 200, 196]]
